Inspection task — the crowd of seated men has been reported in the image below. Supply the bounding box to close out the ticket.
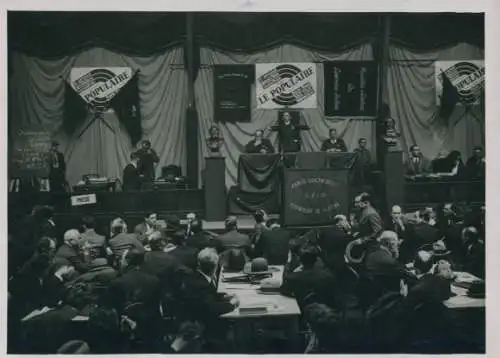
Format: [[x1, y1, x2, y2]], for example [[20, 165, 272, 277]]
[[7, 193, 485, 353]]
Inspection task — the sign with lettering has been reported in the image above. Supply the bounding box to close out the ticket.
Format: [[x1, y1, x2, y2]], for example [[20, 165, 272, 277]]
[[435, 60, 485, 106], [71, 193, 97, 207], [324, 61, 377, 117], [282, 169, 350, 226], [69, 67, 133, 110], [214, 65, 253, 123], [256, 63, 317, 109], [10, 127, 52, 177]]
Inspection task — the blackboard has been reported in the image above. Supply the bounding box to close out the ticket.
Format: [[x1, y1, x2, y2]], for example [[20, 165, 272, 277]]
[[10, 127, 52, 177]]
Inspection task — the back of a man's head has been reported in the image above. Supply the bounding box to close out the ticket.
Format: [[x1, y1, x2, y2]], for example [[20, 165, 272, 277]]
[[378, 231, 399, 258], [149, 231, 165, 251], [190, 219, 203, 234], [81, 215, 96, 230], [125, 249, 145, 267], [197, 248, 219, 276], [462, 226, 479, 243], [64, 229, 81, 246], [299, 245, 318, 268], [224, 216, 238, 231], [110, 218, 127, 236]]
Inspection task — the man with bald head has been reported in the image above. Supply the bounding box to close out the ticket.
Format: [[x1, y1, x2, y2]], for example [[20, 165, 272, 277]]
[[53, 229, 91, 273]]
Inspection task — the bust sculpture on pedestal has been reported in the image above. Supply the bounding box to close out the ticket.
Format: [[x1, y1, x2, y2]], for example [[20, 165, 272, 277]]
[[206, 125, 224, 156]]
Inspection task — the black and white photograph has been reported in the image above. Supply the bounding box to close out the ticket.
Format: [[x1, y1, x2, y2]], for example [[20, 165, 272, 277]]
[[6, 6, 489, 354]]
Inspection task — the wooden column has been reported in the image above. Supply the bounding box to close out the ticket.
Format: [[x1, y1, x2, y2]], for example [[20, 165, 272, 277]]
[[185, 13, 199, 188]]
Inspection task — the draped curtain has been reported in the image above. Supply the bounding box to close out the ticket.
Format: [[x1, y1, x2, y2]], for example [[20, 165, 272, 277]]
[[385, 43, 485, 162], [10, 47, 188, 186], [195, 43, 375, 188]]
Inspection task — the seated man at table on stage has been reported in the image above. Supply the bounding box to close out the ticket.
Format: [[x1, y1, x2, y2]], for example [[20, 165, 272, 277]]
[[320, 128, 347, 153], [122, 152, 143, 191], [136, 140, 159, 182], [244, 129, 275, 154], [465, 145, 485, 179], [268, 110, 309, 153], [406, 144, 431, 177]]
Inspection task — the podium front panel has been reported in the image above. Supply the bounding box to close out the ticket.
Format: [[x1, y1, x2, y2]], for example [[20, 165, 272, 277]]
[[282, 168, 349, 227]]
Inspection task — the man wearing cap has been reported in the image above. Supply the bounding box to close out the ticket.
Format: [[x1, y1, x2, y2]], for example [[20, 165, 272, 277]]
[[136, 140, 159, 182], [48, 140, 66, 192], [214, 216, 251, 256]]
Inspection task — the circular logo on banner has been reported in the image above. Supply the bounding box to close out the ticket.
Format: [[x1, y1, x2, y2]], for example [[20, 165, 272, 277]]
[[450, 62, 484, 105], [271, 64, 303, 106], [86, 69, 119, 108]]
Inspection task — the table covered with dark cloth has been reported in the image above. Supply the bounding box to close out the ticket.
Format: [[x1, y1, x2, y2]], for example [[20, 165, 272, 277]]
[[237, 152, 358, 194]]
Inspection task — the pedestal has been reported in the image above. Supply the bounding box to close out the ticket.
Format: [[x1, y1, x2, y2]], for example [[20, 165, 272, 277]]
[[204, 156, 227, 221], [384, 151, 405, 212]]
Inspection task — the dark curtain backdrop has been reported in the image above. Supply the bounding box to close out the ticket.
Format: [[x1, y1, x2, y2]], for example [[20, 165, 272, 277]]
[[9, 12, 483, 57]]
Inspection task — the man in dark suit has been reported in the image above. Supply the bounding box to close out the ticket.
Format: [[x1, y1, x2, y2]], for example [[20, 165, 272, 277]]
[[168, 232, 198, 271], [214, 216, 251, 255], [352, 192, 383, 242], [53, 229, 90, 273], [48, 140, 66, 193], [364, 231, 411, 302], [136, 140, 159, 182], [108, 218, 145, 263], [269, 110, 310, 153], [465, 145, 485, 179], [80, 215, 106, 252], [109, 249, 162, 348], [122, 152, 142, 191], [353, 137, 372, 186], [318, 215, 352, 272], [141, 232, 180, 287], [410, 210, 441, 249], [186, 219, 213, 252], [254, 218, 291, 265], [134, 212, 158, 244], [406, 144, 431, 176], [320, 128, 347, 153], [280, 245, 337, 309], [244, 129, 275, 154]]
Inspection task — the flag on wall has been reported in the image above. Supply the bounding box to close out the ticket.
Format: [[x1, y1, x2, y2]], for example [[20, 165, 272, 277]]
[[323, 61, 377, 117], [255, 63, 317, 109], [64, 67, 141, 144], [214, 65, 253, 123], [435, 61, 485, 106]]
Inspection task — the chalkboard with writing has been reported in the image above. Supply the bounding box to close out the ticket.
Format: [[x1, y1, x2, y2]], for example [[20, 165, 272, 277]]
[[10, 128, 52, 177]]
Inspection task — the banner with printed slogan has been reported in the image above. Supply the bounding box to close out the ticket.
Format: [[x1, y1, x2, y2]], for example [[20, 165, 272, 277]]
[[256, 63, 317, 109], [70, 67, 134, 110], [435, 61, 485, 107]]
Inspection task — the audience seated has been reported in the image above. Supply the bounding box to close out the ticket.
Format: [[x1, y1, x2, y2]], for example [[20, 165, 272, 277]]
[[53, 229, 91, 273], [460, 227, 485, 279], [214, 216, 251, 255], [134, 212, 158, 244], [168, 231, 198, 270], [186, 219, 213, 251], [80, 215, 106, 252], [254, 218, 292, 265], [141, 231, 180, 285], [108, 218, 145, 264], [281, 245, 337, 309]]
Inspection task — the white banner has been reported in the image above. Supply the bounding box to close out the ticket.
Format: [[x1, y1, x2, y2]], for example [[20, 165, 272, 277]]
[[435, 60, 484, 106], [256, 63, 317, 109], [69, 67, 133, 107]]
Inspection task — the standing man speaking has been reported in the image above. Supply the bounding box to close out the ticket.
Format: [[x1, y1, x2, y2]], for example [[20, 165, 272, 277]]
[[136, 140, 159, 182]]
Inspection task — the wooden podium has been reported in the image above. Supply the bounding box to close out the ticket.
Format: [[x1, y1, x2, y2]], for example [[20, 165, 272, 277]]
[[204, 156, 227, 221], [384, 151, 405, 212]]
